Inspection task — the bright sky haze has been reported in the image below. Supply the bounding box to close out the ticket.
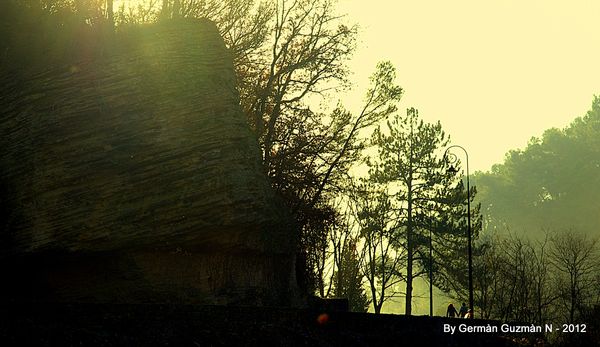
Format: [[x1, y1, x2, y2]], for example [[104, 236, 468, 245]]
[[119, 0, 600, 171], [338, 0, 600, 172]]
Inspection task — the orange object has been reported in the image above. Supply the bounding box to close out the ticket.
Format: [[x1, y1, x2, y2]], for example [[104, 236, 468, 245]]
[[317, 313, 329, 325]]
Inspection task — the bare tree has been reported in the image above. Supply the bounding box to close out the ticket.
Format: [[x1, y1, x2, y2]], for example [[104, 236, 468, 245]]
[[348, 180, 405, 314], [473, 234, 504, 319], [549, 230, 600, 323], [244, 0, 355, 161], [528, 232, 559, 324], [465, 232, 558, 322]]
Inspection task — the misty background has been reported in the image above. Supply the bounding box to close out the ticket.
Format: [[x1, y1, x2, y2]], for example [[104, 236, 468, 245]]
[[1, 0, 598, 329]]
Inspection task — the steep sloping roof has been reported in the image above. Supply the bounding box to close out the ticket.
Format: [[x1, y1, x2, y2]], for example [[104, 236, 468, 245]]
[[0, 19, 291, 255]]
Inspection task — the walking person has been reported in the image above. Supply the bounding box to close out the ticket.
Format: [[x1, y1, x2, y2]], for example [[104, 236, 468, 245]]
[[458, 302, 468, 318], [446, 303, 458, 318]]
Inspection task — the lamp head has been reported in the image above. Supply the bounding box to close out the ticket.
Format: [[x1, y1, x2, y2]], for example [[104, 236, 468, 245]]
[[447, 165, 459, 174]]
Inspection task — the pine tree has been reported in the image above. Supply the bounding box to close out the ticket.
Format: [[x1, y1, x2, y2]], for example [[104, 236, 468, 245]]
[[367, 107, 450, 315]]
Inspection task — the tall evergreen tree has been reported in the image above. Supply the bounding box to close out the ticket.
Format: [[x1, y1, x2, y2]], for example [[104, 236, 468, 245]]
[[367, 108, 450, 315], [419, 180, 482, 310]]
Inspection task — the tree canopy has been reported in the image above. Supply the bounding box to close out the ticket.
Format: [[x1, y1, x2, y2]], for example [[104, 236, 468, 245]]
[[475, 96, 600, 237]]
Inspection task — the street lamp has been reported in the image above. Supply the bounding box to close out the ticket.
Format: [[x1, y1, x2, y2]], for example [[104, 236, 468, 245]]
[[443, 145, 473, 318], [429, 210, 434, 317]]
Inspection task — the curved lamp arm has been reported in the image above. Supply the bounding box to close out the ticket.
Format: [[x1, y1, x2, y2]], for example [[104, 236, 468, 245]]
[[442, 144, 474, 317]]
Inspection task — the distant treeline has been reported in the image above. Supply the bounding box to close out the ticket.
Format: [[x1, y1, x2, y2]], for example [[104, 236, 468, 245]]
[[474, 96, 600, 237]]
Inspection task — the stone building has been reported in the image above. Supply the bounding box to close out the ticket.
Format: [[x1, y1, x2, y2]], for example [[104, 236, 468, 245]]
[[0, 19, 298, 306]]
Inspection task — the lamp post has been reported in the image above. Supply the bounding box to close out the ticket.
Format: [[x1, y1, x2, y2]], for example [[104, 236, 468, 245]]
[[443, 145, 473, 318], [429, 217, 433, 317]]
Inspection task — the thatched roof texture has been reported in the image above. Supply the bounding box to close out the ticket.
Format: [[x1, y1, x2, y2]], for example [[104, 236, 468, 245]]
[[0, 19, 297, 305]]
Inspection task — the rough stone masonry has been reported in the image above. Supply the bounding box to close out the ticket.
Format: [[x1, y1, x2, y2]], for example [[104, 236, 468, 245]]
[[0, 19, 298, 306]]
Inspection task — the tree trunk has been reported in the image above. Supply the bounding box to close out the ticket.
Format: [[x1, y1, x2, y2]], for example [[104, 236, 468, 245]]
[[570, 285, 576, 323], [405, 181, 413, 316], [374, 297, 382, 314]]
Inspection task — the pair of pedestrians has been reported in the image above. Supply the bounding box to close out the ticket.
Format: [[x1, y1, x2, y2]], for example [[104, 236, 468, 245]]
[[446, 302, 472, 318]]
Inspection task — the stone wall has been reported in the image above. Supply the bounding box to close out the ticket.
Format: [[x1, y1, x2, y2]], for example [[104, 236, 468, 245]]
[[0, 19, 298, 306]]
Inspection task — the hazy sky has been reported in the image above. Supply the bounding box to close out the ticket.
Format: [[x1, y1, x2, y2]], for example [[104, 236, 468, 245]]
[[337, 0, 600, 172], [120, 0, 600, 171]]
